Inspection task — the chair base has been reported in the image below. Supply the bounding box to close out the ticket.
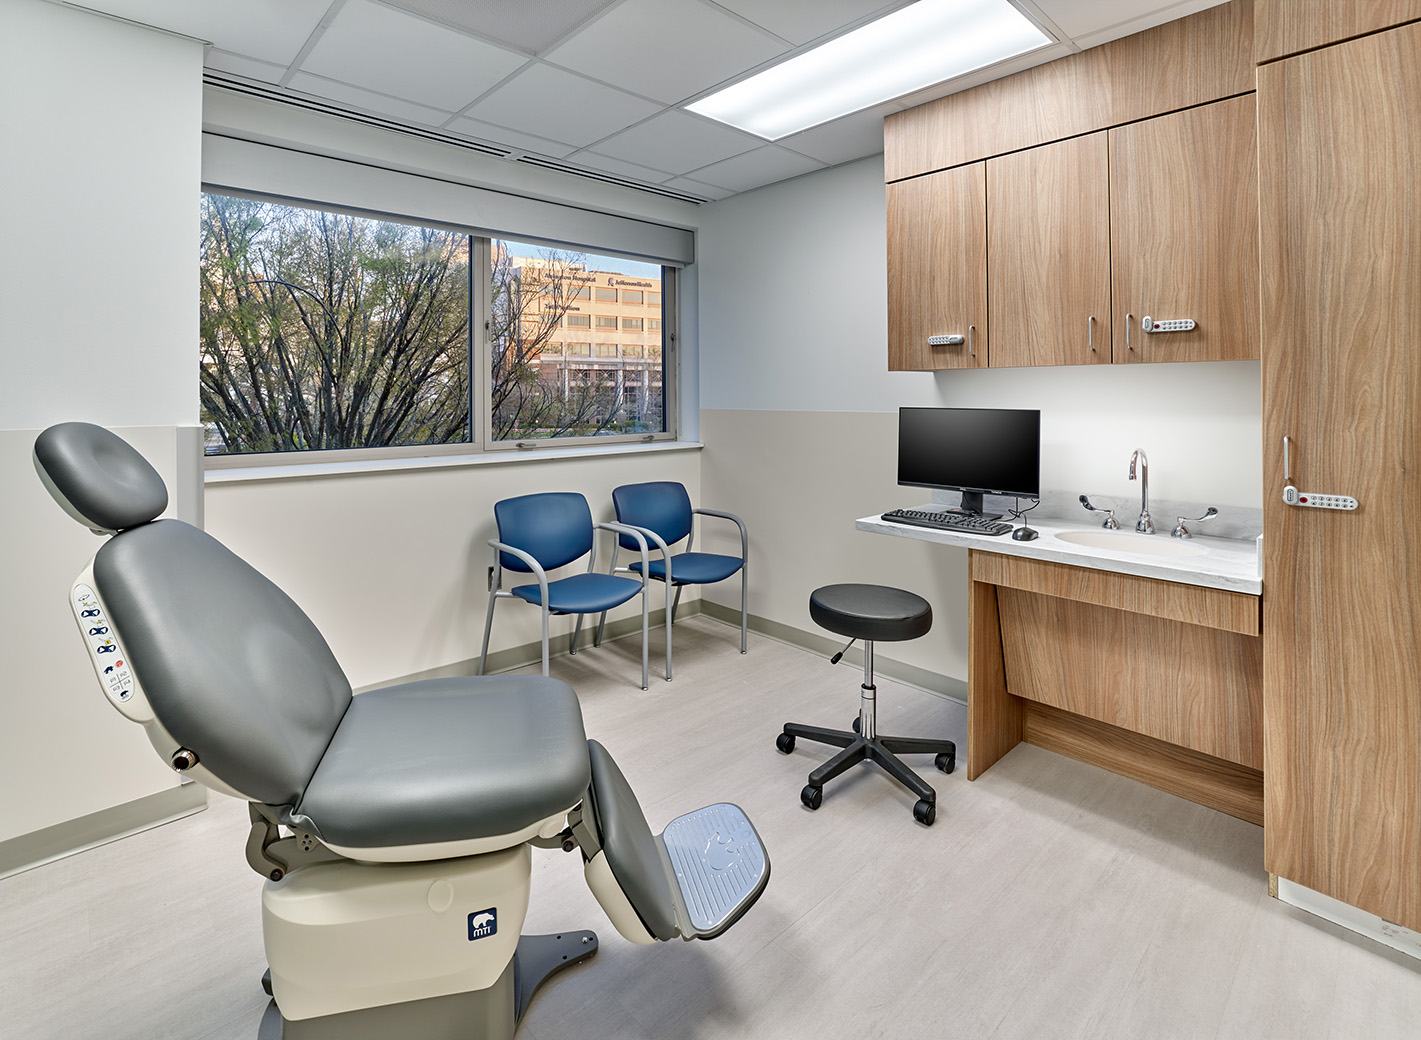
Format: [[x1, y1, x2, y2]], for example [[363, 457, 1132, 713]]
[[777, 722, 955, 826], [258, 930, 598, 1039]]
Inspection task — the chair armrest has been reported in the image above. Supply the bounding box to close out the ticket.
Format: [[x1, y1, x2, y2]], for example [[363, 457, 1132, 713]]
[[489, 539, 549, 603], [595, 522, 650, 579], [691, 508, 748, 562]]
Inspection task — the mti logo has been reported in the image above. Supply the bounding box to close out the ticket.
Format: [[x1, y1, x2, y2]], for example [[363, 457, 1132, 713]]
[[468, 908, 497, 941]]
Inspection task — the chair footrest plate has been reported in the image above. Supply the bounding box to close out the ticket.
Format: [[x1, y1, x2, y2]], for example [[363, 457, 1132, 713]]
[[656, 803, 769, 940]]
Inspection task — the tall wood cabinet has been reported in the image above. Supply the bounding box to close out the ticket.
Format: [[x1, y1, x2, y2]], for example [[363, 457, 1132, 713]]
[[1258, 23, 1421, 932], [886, 163, 987, 371]]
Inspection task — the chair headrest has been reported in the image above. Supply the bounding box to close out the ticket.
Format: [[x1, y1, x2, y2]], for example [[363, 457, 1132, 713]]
[[33, 423, 169, 535]]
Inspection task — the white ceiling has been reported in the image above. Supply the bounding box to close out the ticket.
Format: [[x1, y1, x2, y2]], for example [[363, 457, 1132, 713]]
[[59, 0, 1231, 202]]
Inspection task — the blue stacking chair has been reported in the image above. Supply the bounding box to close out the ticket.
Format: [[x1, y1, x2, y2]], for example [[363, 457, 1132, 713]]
[[599, 481, 748, 680], [479, 492, 656, 689]]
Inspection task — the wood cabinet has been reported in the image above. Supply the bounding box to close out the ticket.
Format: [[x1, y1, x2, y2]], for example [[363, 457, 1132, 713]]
[[1255, 0, 1421, 63], [1109, 96, 1260, 365], [1258, 23, 1421, 932], [886, 163, 987, 371], [987, 133, 1111, 368]]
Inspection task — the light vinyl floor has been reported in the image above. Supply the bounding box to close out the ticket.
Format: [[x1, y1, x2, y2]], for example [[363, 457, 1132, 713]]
[[3, 616, 1419, 1039]]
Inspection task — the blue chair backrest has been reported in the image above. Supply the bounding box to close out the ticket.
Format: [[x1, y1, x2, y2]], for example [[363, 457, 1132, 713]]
[[612, 482, 693, 551], [494, 492, 594, 573]]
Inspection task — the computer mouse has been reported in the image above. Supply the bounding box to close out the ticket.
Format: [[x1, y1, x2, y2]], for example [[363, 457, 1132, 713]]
[[1011, 526, 1038, 541]]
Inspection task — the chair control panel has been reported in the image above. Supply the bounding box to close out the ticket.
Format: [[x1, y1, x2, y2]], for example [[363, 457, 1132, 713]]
[[1283, 486, 1358, 510], [71, 581, 151, 721]]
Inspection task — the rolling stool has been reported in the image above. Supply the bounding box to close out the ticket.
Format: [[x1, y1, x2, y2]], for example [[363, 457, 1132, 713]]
[[776, 584, 955, 825]]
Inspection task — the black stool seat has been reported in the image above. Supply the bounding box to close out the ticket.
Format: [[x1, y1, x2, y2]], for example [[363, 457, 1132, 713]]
[[779, 584, 953, 826], [809, 584, 932, 643]]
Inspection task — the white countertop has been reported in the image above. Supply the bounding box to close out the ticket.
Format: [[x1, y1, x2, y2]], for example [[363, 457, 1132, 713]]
[[857, 511, 1262, 595]]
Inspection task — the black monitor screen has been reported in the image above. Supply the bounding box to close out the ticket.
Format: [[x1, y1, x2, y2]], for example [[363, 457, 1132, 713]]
[[898, 407, 1040, 499]]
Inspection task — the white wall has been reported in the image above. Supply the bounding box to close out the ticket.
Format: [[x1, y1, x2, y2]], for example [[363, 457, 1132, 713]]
[[0, 0, 203, 844], [696, 155, 1263, 685]]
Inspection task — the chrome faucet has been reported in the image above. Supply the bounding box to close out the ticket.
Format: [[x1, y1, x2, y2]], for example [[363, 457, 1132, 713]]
[[1129, 449, 1154, 534]]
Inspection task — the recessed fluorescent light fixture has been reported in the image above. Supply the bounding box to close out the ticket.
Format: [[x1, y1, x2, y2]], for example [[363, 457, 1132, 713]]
[[687, 0, 1050, 140]]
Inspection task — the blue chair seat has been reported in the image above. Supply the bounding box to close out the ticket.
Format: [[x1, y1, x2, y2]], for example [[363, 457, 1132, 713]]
[[631, 552, 744, 586], [512, 571, 645, 614]]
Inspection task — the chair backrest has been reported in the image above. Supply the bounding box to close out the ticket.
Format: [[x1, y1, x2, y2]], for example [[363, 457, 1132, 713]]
[[611, 482, 693, 551], [494, 492, 594, 573], [34, 424, 353, 807]]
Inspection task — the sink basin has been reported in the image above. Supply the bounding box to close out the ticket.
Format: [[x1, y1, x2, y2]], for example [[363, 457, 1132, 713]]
[[1054, 530, 1208, 557]]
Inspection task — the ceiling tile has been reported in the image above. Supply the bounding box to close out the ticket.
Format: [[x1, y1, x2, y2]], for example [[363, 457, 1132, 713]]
[[686, 146, 825, 192], [204, 49, 287, 85], [300, 0, 528, 111], [711, 0, 904, 46], [464, 64, 661, 148], [567, 150, 676, 182], [378, 0, 618, 55], [545, 0, 787, 105], [1030, 0, 1224, 41], [776, 104, 894, 165], [287, 72, 455, 127], [446, 115, 578, 158], [592, 109, 760, 174], [661, 177, 735, 201], [68, 0, 331, 65]]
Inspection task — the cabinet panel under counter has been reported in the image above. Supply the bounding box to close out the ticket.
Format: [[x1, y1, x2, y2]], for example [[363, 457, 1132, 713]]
[[966, 549, 1264, 824]]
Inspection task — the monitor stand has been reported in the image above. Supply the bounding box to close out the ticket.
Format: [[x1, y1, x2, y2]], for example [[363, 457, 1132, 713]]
[[946, 491, 1003, 521]]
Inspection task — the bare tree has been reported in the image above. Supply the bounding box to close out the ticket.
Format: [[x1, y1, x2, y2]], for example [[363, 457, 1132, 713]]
[[200, 195, 470, 454], [488, 244, 624, 441]]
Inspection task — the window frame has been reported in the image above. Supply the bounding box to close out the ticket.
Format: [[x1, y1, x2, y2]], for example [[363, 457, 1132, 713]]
[[201, 190, 680, 469]]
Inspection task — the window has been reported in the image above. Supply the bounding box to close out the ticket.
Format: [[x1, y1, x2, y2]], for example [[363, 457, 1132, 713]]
[[623, 345, 644, 359], [622, 317, 643, 331], [200, 193, 676, 459], [622, 289, 643, 305], [594, 286, 617, 302], [647, 292, 661, 306], [648, 319, 662, 332]]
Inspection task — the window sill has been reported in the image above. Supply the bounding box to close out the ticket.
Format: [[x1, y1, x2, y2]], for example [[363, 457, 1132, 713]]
[[204, 439, 703, 486]]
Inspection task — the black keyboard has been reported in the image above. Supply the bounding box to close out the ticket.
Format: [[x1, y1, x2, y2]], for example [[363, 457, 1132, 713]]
[[880, 508, 1014, 536]]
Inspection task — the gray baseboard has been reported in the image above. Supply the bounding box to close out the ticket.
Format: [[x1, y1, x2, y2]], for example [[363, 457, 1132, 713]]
[[0, 782, 207, 879], [356, 604, 695, 691], [698, 600, 967, 704]]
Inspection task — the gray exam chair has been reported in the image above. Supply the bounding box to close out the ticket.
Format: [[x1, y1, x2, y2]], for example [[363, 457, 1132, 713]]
[[33, 423, 768, 1040]]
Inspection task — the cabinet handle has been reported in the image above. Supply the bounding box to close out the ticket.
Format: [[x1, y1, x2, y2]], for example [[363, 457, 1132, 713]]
[[1088, 315, 1096, 352], [968, 324, 975, 358], [1283, 435, 1291, 483], [1126, 312, 1134, 351]]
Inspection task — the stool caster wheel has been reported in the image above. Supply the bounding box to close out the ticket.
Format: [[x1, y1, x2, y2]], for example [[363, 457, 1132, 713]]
[[801, 785, 823, 810], [935, 752, 955, 774], [851, 717, 861, 733], [776, 732, 795, 754], [913, 799, 936, 826]]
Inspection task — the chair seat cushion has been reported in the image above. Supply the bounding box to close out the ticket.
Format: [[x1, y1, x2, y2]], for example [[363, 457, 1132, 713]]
[[809, 584, 932, 643], [511, 571, 643, 614], [630, 552, 743, 585], [293, 675, 589, 850]]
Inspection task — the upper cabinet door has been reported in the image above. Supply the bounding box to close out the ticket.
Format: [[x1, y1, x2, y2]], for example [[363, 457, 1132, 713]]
[[887, 163, 988, 371], [1255, 0, 1421, 63], [1110, 96, 1260, 365], [987, 133, 1111, 368]]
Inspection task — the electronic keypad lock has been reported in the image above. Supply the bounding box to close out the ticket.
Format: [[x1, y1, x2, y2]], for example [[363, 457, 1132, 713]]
[[1142, 315, 1196, 333]]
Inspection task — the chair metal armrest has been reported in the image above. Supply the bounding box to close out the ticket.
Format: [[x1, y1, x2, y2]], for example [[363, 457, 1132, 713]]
[[691, 508, 748, 562], [611, 522, 673, 584], [488, 539, 549, 605], [595, 522, 650, 580]]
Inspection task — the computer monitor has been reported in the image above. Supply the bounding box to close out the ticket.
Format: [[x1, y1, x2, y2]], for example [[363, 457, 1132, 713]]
[[897, 407, 1041, 516]]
